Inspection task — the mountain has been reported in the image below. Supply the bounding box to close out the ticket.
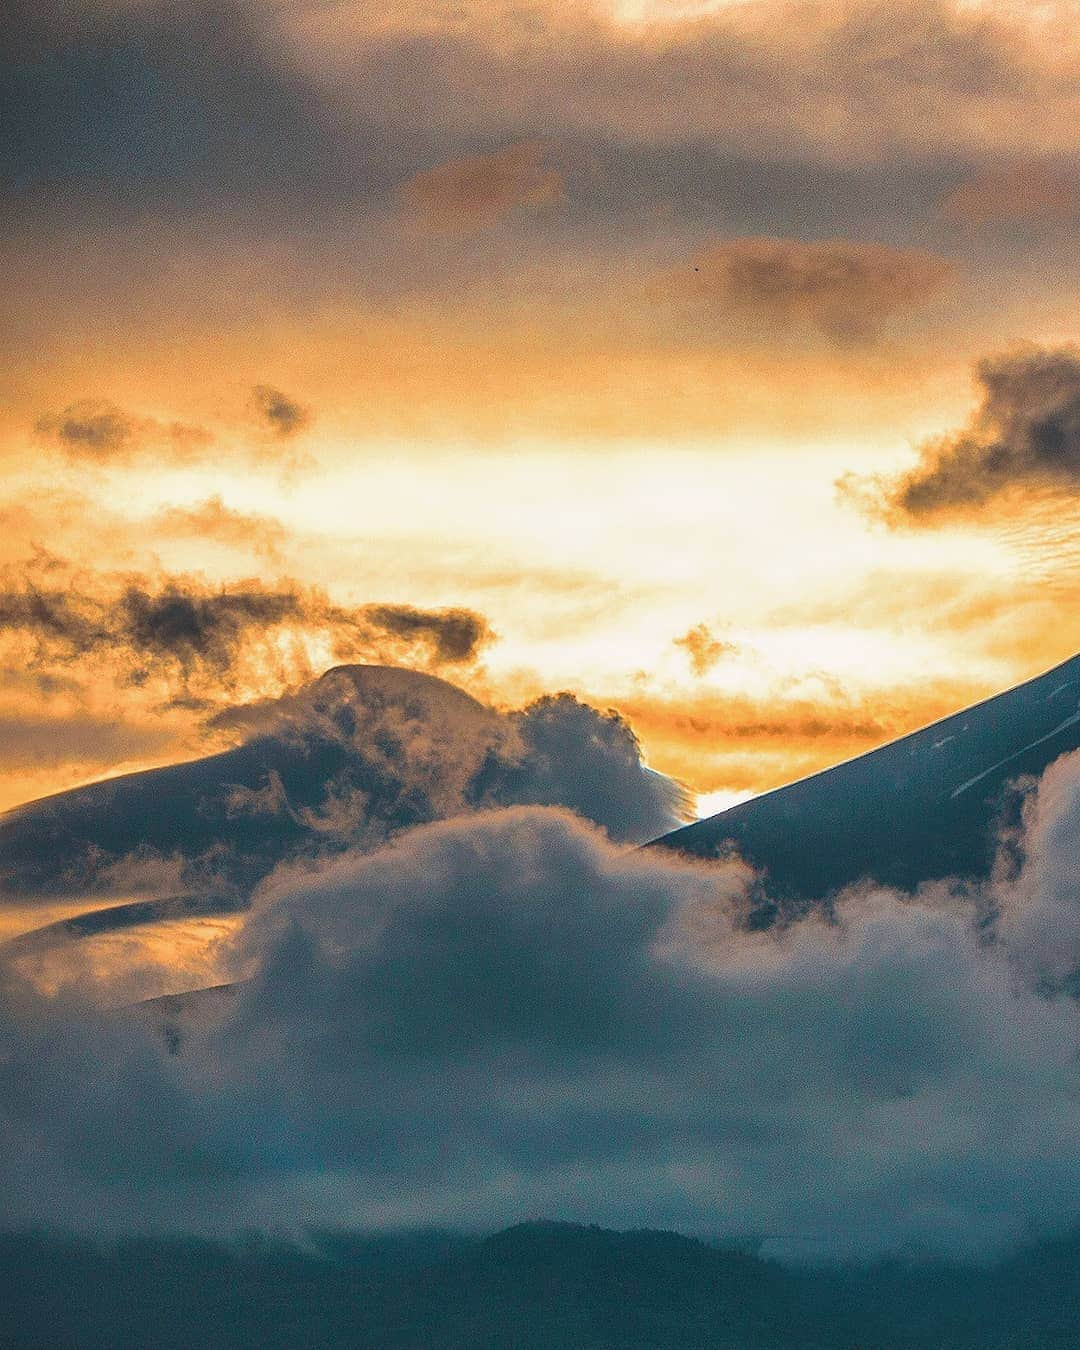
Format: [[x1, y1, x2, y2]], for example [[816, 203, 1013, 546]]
[[3, 1221, 1079, 1349], [0, 663, 682, 919], [4, 655, 1076, 953], [653, 651, 1080, 916], [0, 666, 498, 904]]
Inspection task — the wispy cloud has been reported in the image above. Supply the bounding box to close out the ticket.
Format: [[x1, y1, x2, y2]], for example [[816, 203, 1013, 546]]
[[0, 558, 496, 705], [250, 386, 311, 439], [400, 142, 564, 230], [669, 237, 952, 345]]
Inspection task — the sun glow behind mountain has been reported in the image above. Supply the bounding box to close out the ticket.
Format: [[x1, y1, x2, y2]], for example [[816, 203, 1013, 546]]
[[4, 9, 1080, 1333], [4, 0, 1080, 818]]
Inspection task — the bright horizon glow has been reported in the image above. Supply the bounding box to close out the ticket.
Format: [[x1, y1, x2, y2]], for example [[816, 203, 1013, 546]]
[[2, 0, 1078, 813], [694, 787, 756, 818]]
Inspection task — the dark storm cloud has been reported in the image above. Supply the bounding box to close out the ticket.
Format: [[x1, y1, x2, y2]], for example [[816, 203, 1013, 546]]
[[363, 604, 493, 664], [250, 386, 311, 439], [2, 752, 1080, 1256], [850, 345, 1080, 519]]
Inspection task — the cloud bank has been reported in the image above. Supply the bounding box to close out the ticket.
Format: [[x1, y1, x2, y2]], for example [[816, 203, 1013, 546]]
[[10, 0, 1080, 207], [2, 749, 1079, 1260]]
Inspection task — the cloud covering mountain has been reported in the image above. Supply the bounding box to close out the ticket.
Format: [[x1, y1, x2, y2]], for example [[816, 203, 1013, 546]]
[[3, 0, 1080, 1316], [2, 732, 1079, 1258], [0, 664, 689, 904]]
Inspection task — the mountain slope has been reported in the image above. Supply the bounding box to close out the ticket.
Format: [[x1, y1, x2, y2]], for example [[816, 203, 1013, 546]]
[[0, 666, 495, 902], [653, 652, 1080, 912], [0, 664, 682, 911]]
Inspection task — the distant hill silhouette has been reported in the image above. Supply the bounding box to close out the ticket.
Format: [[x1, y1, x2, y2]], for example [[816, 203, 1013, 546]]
[[3, 1220, 1079, 1348]]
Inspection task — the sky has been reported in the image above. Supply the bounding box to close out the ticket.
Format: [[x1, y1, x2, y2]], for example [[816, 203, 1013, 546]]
[[3, 0, 1080, 818], [4, 0, 1080, 1264]]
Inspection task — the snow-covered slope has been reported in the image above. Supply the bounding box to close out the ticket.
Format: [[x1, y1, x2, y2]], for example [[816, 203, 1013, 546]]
[[652, 652, 1080, 914]]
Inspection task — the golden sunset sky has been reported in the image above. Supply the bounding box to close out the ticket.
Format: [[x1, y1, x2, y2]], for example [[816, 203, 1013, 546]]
[[3, 0, 1080, 817]]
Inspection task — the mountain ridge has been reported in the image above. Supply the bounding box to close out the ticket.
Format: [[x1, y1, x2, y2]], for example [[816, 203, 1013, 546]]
[[652, 650, 1080, 914]]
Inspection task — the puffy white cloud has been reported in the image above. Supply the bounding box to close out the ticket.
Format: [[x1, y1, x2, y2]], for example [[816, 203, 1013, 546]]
[[997, 749, 1080, 990]]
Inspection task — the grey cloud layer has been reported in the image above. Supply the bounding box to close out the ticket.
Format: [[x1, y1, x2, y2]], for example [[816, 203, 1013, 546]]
[[2, 750, 1079, 1257], [6, 0, 1079, 216], [13, 0, 1073, 412]]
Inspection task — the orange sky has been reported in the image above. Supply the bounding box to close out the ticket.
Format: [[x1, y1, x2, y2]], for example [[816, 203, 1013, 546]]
[[2, 0, 1079, 816]]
